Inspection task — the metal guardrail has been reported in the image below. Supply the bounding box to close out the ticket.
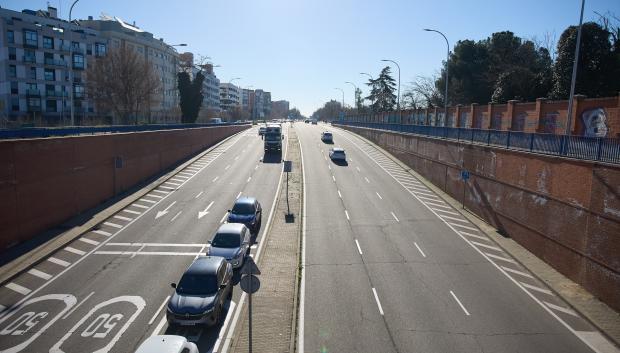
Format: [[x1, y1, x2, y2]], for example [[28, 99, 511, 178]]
[[337, 121, 620, 164], [0, 122, 251, 140]]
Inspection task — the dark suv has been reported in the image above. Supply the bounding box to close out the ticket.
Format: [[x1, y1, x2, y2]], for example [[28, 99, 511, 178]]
[[167, 256, 233, 326], [227, 197, 262, 233]]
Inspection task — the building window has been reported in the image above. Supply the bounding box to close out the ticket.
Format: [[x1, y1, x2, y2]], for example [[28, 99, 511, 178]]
[[46, 84, 55, 96], [43, 36, 53, 49], [27, 97, 41, 110], [7, 30, 14, 44], [95, 43, 106, 57], [44, 68, 55, 81], [11, 97, 19, 111], [46, 99, 57, 112], [74, 84, 84, 98], [10, 81, 18, 94], [24, 29, 38, 47], [72, 54, 84, 69], [72, 41, 80, 51], [30, 67, 37, 80], [24, 49, 36, 63], [9, 65, 16, 78], [9, 47, 16, 60], [28, 83, 37, 91], [86, 44, 92, 55]]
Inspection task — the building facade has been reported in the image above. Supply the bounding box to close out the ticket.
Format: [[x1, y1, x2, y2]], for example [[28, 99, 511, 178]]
[[219, 82, 241, 111], [201, 63, 220, 112], [271, 100, 289, 119]]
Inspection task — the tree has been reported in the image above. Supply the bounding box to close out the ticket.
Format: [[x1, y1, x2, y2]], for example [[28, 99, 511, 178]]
[[177, 71, 205, 123], [288, 107, 302, 120], [311, 100, 342, 121], [403, 75, 443, 108], [86, 46, 160, 124], [366, 66, 397, 111], [551, 22, 618, 99], [354, 88, 364, 111]]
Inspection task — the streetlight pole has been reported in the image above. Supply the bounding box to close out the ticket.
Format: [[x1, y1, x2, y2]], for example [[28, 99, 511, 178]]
[[565, 0, 586, 136], [424, 28, 450, 126], [344, 81, 358, 114], [381, 59, 401, 124], [334, 88, 345, 121], [68, 0, 80, 126]]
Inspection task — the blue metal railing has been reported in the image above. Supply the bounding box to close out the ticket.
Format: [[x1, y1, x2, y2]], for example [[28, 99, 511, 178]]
[[336, 121, 620, 164], [0, 122, 250, 140]]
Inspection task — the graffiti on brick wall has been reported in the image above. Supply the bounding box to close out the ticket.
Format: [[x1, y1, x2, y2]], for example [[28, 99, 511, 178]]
[[581, 108, 609, 137], [512, 112, 527, 131], [541, 111, 560, 133], [491, 113, 503, 130]]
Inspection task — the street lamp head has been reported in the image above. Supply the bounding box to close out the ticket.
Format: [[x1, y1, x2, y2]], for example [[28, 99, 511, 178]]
[[423, 28, 432, 31]]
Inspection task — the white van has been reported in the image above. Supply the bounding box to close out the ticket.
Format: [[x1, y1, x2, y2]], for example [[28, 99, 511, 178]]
[[134, 335, 198, 353]]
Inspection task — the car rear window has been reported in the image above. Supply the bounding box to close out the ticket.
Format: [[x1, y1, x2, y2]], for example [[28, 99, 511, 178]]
[[212, 232, 241, 248], [232, 202, 255, 214]]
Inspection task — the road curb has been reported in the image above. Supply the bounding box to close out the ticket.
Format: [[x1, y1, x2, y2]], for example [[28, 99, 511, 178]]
[[332, 124, 620, 348], [0, 127, 250, 287]]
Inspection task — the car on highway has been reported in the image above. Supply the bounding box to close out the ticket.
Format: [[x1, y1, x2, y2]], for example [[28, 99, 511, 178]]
[[227, 197, 262, 233], [329, 147, 346, 161], [321, 131, 333, 143], [134, 335, 198, 353], [207, 223, 251, 269], [167, 256, 233, 326], [258, 126, 266, 136], [311, 119, 318, 124]]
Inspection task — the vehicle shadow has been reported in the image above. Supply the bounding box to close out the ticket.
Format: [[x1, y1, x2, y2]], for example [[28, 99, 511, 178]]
[[332, 159, 349, 167], [262, 151, 282, 163], [322, 140, 334, 144]]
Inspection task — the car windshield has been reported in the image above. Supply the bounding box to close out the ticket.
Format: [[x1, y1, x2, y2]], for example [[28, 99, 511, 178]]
[[265, 134, 280, 141], [212, 232, 240, 248], [176, 273, 218, 296], [232, 202, 254, 215]]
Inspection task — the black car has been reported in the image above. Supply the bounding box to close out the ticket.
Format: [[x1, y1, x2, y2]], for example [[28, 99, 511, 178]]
[[227, 197, 262, 233], [167, 256, 233, 326]]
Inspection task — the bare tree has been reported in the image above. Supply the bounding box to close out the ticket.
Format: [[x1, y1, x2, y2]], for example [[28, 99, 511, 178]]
[[531, 30, 558, 61], [86, 46, 160, 125], [403, 75, 443, 109]]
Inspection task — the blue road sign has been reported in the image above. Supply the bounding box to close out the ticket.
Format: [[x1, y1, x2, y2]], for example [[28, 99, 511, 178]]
[[461, 170, 470, 181]]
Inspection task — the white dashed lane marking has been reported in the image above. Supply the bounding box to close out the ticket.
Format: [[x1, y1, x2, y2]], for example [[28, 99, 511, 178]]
[[92, 229, 112, 236], [6, 282, 31, 295], [47, 257, 70, 267], [27, 269, 52, 280], [79, 238, 100, 246], [64, 247, 86, 256]]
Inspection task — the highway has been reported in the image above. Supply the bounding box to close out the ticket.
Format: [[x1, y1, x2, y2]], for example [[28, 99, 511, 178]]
[[0, 126, 285, 353], [297, 123, 609, 353]]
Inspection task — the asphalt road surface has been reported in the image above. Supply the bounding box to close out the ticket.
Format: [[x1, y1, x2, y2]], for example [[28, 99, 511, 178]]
[[297, 122, 613, 353], [0, 126, 286, 353]]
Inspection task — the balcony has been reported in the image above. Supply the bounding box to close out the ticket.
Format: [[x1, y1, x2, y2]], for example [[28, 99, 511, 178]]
[[60, 44, 72, 52], [46, 90, 67, 98], [44, 58, 67, 67], [26, 89, 41, 97], [72, 62, 85, 70], [22, 56, 37, 64]]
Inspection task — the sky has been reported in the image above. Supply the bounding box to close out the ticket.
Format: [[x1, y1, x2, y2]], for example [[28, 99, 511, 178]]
[[4, 0, 620, 116]]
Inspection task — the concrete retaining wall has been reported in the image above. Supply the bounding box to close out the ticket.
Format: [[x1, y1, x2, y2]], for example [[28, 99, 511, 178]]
[[338, 125, 620, 312], [0, 125, 248, 251]]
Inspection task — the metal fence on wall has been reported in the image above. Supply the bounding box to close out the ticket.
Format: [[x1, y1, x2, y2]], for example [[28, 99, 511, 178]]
[[336, 121, 620, 165], [0, 122, 251, 140]]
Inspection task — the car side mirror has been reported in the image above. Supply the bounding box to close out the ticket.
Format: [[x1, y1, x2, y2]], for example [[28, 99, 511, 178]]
[[170, 282, 177, 289], [227, 210, 231, 213], [207, 240, 211, 244]]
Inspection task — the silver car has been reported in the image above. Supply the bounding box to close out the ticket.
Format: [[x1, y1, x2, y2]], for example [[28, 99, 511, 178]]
[[329, 147, 346, 161], [207, 223, 251, 268]]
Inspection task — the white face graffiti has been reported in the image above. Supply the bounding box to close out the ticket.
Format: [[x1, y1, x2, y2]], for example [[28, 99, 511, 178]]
[[581, 108, 609, 137]]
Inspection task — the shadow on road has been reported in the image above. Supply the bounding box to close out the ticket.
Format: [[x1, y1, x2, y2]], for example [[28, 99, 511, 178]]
[[261, 151, 282, 164], [332, 159, 349, 167]]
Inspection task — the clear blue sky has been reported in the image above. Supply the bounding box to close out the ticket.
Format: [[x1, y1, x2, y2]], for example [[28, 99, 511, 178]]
[[5, 0, 620, 116]]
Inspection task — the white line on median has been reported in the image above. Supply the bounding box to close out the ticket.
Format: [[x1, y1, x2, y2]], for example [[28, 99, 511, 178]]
[[520, 282, 553, 296], [195, 191, 204, 199], [65, 247, 86, 256], [113, 215, 133, 222], [47, 257, 70, 267], [338, 190, 342, 198], [122, 209, 141, 215], [364, 177, 370, 183], [356, 166, 360, 172], [247, 176, 252, 182], [391, 212, 399, 222], [132, 203, 150, 209], [139, 198, 157, 204], [149, 296, 171, 325], [376, 192, 382, 200], [103, 221, 123, 229], [500, 266, 534, 279], [213, 176, 219, 182], [332, 175, 336, 182], [372, 288, 384, 315], [236, 192, 242, 199], [220, 212, 229, 223], [345, 210, 350, 221], [92, 229, 112, 236], [450, 290, 470, 316], [544, 301, 579, 317], [355, 239, 363, 255], [414, 242, 427, 258], [79, 238, 100, 246], [328, 164, 331, 170]]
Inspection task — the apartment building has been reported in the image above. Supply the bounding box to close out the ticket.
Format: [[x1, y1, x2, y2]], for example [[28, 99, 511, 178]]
[[251, 89, 272, 121], [271, 100, 289, 119], [201, 63, 220, 112], [219, 82, 241, 111]]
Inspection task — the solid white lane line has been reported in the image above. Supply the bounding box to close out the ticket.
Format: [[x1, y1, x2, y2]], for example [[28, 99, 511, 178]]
[[520, 282, 553, 296], [113, 215, 133, 222], [441, 215, 469, 223], [485, 252, 517, 264], [450, 291, 470, 316], [153, 189, 170, 194], [65, 247, 86, 256], [255, 165, 259, 170], [432, 208, 460, 216], [471, 241, 501, 251], [79, 238, 100, 246], [414, 242, 427, 258], [459, 231, 489, 241], [345, 210, 350, 221], [500, 266, 534, 279], [170, 211, 182, 222], [237, 192, 242, 199], [356, 166, 360, 172], [220, 212, 229, 223], [298, 137, 307, 353], [6, 282, 31, 295], [247, 176, 252, 182], [376, 192, 383, 200], [28, 268, 52, 280], [447, 222, 479, 232], [61, 291, 94, 319], [364, 177, 370, 183], [338, 190, 342, 198], [355, 239, 363, 255], [95, 251, 203, 256], [139, 198, 157, 204], [212, 301, 237, 353], [92, 229, 112, 236], [152, 316, 167, 337], [391, 212, 399, 222], [149, 296, 171, 325], [213, 176, 219, 182], [544, 301, 579, 317], [324, 155, 327, 161], [48, 257, 70, 267], [106, 243, 206, 247], [372, 288, 384, 315], [104, 221, 123, 229], [332, 175, 336, 182], [328, 164, 331, 170], [146, 194, 163, 198], [132, 203, 150, 209], [195, 191, 204, 199], [122, 209, 141, 215], [225, 165, 231, 170]]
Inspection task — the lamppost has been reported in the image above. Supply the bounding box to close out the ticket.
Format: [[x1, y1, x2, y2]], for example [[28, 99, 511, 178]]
[[424, 28, 450, 126], [334, 87, 345, 121], [381, 59, 401, 124], [344, 81, 358, 114], [68, 0, 80, 126], [361, 72, 374, 118], [565, 0, 586, 136]]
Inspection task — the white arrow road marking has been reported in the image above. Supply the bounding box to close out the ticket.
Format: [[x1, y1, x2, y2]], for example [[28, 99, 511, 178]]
[[155, 201, 177, 219], [198, 201, 215, 219]]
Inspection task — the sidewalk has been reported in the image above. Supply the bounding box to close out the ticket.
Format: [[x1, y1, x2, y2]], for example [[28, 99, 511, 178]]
[[342, 127, 620, 347], [230, 128, 302, 353]]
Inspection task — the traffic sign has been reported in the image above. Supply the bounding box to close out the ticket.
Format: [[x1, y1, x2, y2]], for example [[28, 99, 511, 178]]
[[461, 170, 470, 181], [240, 256, 261, 275], [240, 275, 260, 294], [283, 160, 292, 173]]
